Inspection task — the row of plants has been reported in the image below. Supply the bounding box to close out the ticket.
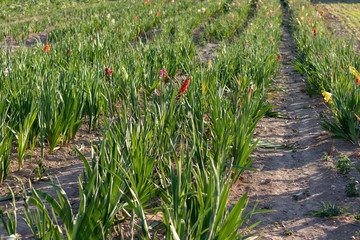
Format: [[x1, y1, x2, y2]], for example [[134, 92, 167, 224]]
[[0, 0, 180, 43], [286, 0, 360, 146], [0, 0, 227, 183], [200, 0, 257, 43], [0, 0, 111, 23], [0, 0, 284, 239]]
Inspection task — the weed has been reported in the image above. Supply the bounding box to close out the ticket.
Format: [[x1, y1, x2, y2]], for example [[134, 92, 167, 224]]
[[283, 228, 295, 236], [293, 189, 310, 201], [32, 159, 48, 180], [321, 152, 330, 161], [345, 177, 360, 197], [261, 203, 273, 210], [334, 154, 352, 174], [354, 206, 360, 221], [310, 202, 345, 218]]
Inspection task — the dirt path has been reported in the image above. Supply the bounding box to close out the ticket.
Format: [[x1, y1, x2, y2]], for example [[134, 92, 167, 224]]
[[233, 5, 360, 240]]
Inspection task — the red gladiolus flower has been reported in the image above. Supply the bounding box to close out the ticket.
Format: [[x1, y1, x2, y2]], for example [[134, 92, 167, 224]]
[[149, 34, 152, 39], [176, 78, 190, 101], [43, 43, 50, 53], [341, 65, 344, 70], [356, 78, 359, 84], [67, 49, 71, 54], [210, 18, 214, 21], [278, 55, 281, 61], [105, 67, 114, 77], [313, 28, 317, 36]]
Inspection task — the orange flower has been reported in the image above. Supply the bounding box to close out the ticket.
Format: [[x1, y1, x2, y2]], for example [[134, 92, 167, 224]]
[[355, 114, 360, 121], [43, 43, 50, 53], [134, 16, 137, 21], [144, 0, 149, 4], [156, 12, 161, 17]]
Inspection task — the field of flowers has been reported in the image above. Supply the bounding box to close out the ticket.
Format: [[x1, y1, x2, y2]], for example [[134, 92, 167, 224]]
[[288, 0, 360, 146], [0, 0, 359, 239], [0, 0, 283, 238]]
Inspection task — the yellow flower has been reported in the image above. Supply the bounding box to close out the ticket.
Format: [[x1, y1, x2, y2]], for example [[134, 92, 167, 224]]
[[322, 90, 332, 102], [349, 66, 360, 79]]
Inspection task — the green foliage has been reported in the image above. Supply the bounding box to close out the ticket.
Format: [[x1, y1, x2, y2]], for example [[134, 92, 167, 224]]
[[0, 187, 17, 236], [0, 134, 12, 184], [334, 154, 352, 174], [32, 159, 48, 179], [288, 0, 360, 145], [311, 202, 343, 218], [0, 0, 283, 238], [13, 106, 38, 170], [345, 177, 360, 197]]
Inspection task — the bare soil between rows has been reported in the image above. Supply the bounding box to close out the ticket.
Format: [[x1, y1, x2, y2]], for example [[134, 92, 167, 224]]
[[230, 6, 360, 240]]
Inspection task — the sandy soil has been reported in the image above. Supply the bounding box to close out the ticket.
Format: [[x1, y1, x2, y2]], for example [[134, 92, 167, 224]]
[[230, 6, 360, 240]]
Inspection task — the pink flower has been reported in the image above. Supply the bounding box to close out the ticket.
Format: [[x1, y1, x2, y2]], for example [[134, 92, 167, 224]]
[[158, 69, 169, 81]]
